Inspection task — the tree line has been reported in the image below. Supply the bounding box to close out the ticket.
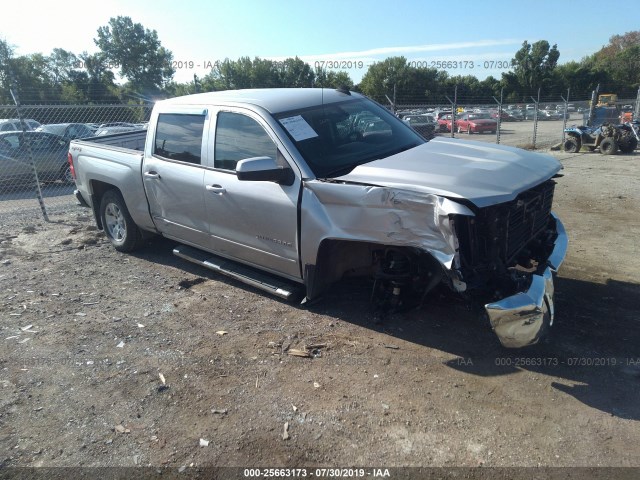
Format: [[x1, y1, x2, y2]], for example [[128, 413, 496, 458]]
[[1, 16, 638, 105]]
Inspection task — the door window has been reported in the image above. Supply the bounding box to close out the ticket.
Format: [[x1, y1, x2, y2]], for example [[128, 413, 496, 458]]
[[214, 112, 277, 171]]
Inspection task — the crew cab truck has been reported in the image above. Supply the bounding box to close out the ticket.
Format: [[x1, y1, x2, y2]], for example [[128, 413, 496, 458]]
[[69, 88, 568, 348]]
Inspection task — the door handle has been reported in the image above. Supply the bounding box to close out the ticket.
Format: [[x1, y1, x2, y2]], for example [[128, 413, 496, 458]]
[[144, 172, 161, 179], [206, 184, 226, 194]]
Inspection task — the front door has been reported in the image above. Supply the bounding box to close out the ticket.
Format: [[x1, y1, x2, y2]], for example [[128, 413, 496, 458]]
[[203, 110, 301, 280]]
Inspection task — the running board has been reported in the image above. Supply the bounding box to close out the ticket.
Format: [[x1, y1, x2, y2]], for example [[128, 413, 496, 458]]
[[173, 245, 302, 300]]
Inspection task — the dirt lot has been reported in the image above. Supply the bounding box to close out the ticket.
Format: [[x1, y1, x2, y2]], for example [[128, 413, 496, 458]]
[[0, 147, 639, 474]]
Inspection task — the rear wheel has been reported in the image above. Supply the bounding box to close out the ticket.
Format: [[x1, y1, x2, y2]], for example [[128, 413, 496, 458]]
[[99, 190, 144, 252], [600, 137, 617, 155], [563, 136, 581, 153], [618, 131, 638, 153]]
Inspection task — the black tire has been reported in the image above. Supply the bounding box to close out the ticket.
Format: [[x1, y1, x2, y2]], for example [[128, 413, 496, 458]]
[[618, 131, 638, 154], [99, 189, 144, 252], [600, 137, 617, 155], [563, 137, 581, 153]]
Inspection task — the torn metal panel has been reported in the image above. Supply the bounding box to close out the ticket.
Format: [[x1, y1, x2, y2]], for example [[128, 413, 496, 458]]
[[300, 181, 473, 271]]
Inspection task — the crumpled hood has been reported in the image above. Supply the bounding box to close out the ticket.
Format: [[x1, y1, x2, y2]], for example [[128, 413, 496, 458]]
[[335, 137, 562, 208]]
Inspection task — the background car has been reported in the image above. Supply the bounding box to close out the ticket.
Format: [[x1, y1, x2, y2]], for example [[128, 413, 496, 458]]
[[37, 123, 96, 140], [0, 119, 41, 132], [0, 131, 71, 186], [491, 110, 520, 122], [538, 110, 563, 121], [455, 113, 497, 134], [437, 114, 454, 132], [402, 114, 437, 140]]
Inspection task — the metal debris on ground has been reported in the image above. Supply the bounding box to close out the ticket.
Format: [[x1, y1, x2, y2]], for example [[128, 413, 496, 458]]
[[211, 408, 228, 414], [116, 341, 125, 348], [282, 422, 289, 440], [215, 330, 228, 336], [287, 349, 311, 358], [159, 373, 166, 385], [199, 438, 209, 447]]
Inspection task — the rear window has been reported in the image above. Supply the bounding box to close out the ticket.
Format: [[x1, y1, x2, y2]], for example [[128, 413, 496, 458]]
[[154, 113, 206, 164]]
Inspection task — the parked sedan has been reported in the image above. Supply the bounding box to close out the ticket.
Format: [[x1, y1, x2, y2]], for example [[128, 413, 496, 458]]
[[437, 114, 454, 132], [455, 113, 497, 134], [37, 123, 95, 141], [0, 131, 71, 186], [402, 114, 437, 140], [0, 119, 41, 132], [491, 110, 520, 122], [537, 110, 563, 121]]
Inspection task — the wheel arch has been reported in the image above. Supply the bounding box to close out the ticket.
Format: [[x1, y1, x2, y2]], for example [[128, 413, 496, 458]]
[[303, 238, 444, 301]]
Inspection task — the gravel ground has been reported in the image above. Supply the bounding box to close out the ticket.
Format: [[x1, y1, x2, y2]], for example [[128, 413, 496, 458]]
[[0, 146, 638, 477]]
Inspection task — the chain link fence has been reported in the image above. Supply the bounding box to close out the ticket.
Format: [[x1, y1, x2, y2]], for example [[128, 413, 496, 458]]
[[0, 103, 152, 220], [0, 88, 638, 222], [388, 93, 639, 151]]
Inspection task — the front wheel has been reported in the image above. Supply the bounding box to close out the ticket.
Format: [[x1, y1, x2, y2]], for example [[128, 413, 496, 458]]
[[99, 190, 144, 252], [563, 137, 581, 153]]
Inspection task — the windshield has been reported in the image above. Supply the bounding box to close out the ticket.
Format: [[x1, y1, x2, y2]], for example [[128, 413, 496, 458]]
[[275, 98, 423, 178]]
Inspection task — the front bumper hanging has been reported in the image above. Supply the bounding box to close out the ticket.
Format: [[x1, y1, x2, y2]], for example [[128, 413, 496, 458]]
[[485, 214, 568, 348]]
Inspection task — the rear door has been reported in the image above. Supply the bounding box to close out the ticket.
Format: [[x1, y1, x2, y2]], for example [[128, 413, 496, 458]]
[[202, 108, 301, 280], [142, 110, 212, 249]]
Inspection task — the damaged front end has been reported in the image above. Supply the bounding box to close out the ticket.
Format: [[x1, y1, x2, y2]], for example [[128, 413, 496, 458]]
[[453, 180, 568, 347], [483, 214, 567, 348], [302, 175, 567, 349]]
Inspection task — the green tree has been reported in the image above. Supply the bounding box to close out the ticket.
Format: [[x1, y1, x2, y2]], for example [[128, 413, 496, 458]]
[[507, 40, 560, 93], [359, 57, 446, 104], [314, 68, 354, 89], [95, 16, 175, 93], [587, 31, 640, 94]]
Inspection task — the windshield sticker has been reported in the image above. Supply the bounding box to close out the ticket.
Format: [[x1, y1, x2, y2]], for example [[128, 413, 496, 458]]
[[280, 115, 318, 141]]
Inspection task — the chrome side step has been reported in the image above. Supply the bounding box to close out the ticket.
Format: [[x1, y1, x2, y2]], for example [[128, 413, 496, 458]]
[[173, 245, 302, 300]]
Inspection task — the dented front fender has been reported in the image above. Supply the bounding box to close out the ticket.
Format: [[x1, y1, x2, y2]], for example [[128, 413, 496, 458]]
[[301, 180, 472, 274]]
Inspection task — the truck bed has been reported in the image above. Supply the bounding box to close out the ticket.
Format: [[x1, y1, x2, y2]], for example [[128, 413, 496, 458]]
[[70, 129, 156, 233]]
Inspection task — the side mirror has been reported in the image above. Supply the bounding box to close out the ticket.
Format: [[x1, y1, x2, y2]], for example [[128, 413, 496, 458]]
[[236, 156, 294, 186]]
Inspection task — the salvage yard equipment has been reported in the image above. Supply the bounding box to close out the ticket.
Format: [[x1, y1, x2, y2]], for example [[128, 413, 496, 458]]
[[563, 123, 638, 154]]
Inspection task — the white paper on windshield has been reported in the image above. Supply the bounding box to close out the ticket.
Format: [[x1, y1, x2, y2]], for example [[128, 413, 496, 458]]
[[280, 115, 318, 141]]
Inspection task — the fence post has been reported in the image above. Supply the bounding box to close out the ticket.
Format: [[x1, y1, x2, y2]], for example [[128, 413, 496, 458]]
[[445, 85, 457, 138], [587, 84, 599, 127], [492, 87, 504, 144], [560, 88, 570, 147], [530, 87, 540, 149], [635, 86, 640, 121], [8, 81, 50, 222]]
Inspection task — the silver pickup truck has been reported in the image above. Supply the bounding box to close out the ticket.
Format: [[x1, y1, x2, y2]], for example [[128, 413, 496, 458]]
[[68, 88, 567, 348]]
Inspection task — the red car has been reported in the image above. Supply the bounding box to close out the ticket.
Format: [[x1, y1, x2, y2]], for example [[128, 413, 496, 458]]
[[455, 113, 497, 134], [437, 114, 454, 132]]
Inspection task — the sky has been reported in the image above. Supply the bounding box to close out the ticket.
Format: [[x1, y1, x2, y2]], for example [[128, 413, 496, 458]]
[[1, 0, 637, 85]]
